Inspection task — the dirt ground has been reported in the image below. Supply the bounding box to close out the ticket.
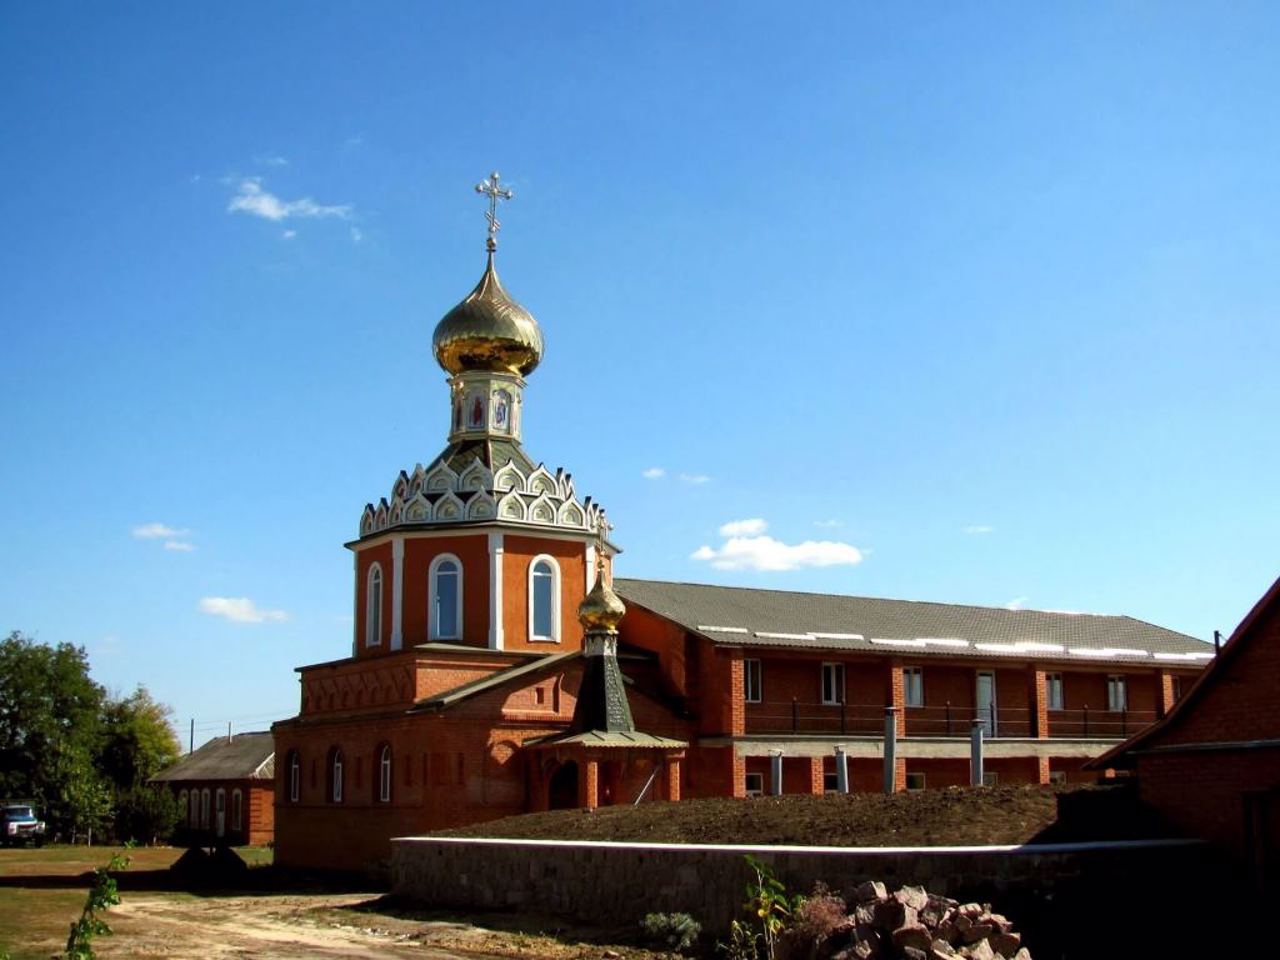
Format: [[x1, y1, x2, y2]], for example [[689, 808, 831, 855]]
[[0, 847, 667, 960], [438, 783, 1171, 847]]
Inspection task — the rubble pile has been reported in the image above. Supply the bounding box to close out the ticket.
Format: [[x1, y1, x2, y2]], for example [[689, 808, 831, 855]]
[[784, 882, 1032, 960]]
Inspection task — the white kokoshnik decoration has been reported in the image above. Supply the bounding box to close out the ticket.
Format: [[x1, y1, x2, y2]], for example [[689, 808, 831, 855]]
[[361, 457, 606, 538]]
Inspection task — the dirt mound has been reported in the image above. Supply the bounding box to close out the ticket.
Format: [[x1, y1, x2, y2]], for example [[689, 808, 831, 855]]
[[436, 784, 1172, 847]]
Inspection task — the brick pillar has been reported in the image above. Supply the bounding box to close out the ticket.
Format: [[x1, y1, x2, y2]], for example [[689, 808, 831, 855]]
[[1036, 755, 1051, 785], [1029, 669, 1049, 739], [581, 758, 599, 810], [664, 757, 682, 802], [732, 757, 747, 798], [808, 757, 825, 795], [886, 758, 906, 793], [727, 650, 746, 735], [888, 662, 907, 735], [1158, 670, 1177, 718]]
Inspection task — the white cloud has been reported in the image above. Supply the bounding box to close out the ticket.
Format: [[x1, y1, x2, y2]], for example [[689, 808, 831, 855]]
[[642, 467, 666, 479], [198, 597, 289, 624], [964, 524, 995, 535], [282, 229, 296, 240], [132, 522, 189, 540], [255, 154, 288, 167], [679, 473, 711, 485], [227, 178, 351, 222], [692, 519, 864, 572], [163, 541, 195, 552], [350, 226, 364, 243], [813, 519, 843, 529], [719, 518, 767, 537], [1006, 597, 1029, 611]]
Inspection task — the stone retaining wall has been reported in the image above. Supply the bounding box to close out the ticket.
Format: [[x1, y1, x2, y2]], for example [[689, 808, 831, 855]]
[[391, 836, 1202, 942]]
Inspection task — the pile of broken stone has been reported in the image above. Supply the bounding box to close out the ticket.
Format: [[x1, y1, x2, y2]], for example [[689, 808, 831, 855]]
[[788, 881, 1031, 960]]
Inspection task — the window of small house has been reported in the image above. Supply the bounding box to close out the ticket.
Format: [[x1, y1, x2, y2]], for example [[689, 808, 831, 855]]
[[744, 772, 764, 796], [1047, 673, 1064, 711], [744, 659, 762, 703], [903, 667, 924, 707], [821, 662, 845, 705], [1107, 675, 1128, 712]]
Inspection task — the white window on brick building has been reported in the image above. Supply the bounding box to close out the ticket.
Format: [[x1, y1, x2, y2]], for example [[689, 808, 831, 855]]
[[821, 662, 845, 705], [903, 667, 924, 707], [1107, 675, 1128, 712], [744, 772, 764, 796], [1047, 673, 1064, 711], [744, 659, 762, 703]]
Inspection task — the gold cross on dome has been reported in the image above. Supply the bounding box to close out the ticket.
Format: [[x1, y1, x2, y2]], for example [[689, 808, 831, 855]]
[[595, 517, 611, 578], [474, 171, 514, 252]]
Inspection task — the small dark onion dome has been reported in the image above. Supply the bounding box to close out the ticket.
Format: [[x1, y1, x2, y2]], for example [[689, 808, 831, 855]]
[[433, 254, 543, 377]]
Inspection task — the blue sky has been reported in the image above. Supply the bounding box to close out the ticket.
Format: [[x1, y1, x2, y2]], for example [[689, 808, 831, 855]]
[[2, 2, 1277, 741]]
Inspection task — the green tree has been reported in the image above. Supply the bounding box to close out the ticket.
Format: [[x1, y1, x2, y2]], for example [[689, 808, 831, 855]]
[[100, 685, 182, 844], [100, 686, 181, 789], [0, 632, 106, 836]]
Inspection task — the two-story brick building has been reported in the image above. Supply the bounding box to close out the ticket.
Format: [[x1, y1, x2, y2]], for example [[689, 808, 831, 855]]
[[272, 176, 1213, 872]]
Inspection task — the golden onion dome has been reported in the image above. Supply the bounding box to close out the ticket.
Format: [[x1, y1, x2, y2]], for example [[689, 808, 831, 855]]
[[433, 253, 543, 377], [578, 571, 626, 633]]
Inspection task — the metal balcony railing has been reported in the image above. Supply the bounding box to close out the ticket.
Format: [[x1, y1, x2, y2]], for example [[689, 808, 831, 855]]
[[744, 699, 1158, 739]]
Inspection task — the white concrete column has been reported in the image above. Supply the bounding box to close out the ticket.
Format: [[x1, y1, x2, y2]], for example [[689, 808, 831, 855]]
[[351, 551, 359, 656], [488, 531, 505, 650], [390, 536, 405, 651]]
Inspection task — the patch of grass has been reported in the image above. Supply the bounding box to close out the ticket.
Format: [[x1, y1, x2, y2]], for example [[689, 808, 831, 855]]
[[0, 845, 272, 960]]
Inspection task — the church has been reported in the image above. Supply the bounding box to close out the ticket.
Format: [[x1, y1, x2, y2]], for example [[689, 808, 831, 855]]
[[272, 174, 1213, 872]]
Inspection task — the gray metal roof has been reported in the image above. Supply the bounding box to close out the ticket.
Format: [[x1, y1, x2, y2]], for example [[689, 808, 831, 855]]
[[149, 732, 274, 783], [615, 579, 1214, 666]]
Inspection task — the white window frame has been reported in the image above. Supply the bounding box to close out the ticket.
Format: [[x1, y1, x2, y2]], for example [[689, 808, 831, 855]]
[[379, 745, 392, 803], [528, 555, 561, 642], [231, 789, 243, 831], [903, 667, 924, 708], [823, 772, 840, 794], [365, 563, 384, 647], [1047, 673, 1064, 711], [744, 659, 762, 703], [821, 662, 846, 705], [289, 752, 300, 802], [428, 553, 464, 641], [331, 749, 344, 803], [1107, 674, 1128, 712], [744, 772, 765, 796]]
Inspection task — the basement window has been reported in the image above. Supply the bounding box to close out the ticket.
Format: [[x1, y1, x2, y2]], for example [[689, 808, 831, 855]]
[[823, 772, 840, 793], [905, 772, 926, 791], [1049, 771, 1067, 785], [744, 772, 764, 797], [982, 772, 999, 787]]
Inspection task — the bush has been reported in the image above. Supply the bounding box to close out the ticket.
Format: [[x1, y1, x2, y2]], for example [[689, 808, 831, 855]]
[[641, 912, 702, 952], [112, 786, 179, 845]]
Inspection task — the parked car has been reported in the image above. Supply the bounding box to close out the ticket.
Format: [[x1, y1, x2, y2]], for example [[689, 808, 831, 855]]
[[1, 801, 46, 846]]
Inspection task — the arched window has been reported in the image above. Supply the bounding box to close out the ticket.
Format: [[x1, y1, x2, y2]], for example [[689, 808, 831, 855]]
[[329, 748, 344, 803], [288, 751, 300, 803], [429, 554, 462, 640], [231, 789, 243, 831], [200, 788, 211, 829], [366, 563, 384, 647], [529, 555, 560, 642], [378, 745, 392, 803], [189, 791, 198, 826], [177, 789, 188, 824]]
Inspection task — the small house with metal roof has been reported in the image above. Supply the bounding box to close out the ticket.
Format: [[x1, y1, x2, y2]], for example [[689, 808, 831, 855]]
[[150, 732, 274, 846]]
